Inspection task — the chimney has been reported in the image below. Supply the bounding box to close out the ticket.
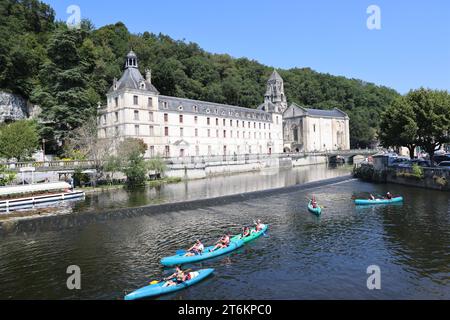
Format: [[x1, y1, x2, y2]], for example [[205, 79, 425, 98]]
[[145, 69, 152, 84]]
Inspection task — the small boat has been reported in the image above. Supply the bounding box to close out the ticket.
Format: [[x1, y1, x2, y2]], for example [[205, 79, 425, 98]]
[[124, 268, 214, 300], [308, 200, 322, 216], [160, 240, 245, 267], [230, 224, 268, 244], [354, 197, 404, 205]]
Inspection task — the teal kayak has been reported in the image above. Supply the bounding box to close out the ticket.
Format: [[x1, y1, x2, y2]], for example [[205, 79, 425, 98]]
[[308, 200, 322, 216], [230, 224, 268, 244], [124, 268, 214, 300], [355, 196, 403, 205], [160, 239, 244, 267]]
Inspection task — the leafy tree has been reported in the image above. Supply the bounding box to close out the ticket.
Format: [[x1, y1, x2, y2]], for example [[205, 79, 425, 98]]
[[117, 138, 148, 187], [0, 120, 39, 161], [0, 164, 16, 186], [379, 97, 418, 158], [407, 88, 450, 165], [147, 156, 167, 176]]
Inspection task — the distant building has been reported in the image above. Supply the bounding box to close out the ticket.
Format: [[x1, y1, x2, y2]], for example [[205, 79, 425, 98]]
[[283, 104, 350, 152], [98, 51, 350, 158], [98, 51, 284, 158]]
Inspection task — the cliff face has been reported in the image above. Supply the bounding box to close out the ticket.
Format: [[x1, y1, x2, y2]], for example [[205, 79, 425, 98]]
[[0, 92, 40, 123]]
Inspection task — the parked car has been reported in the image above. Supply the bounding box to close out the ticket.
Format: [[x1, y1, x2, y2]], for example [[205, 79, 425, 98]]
[[438, 161, 450, 168], [433, 154, 450, 165], [411, 159, 432, 167], [389, 157, 411, 167]]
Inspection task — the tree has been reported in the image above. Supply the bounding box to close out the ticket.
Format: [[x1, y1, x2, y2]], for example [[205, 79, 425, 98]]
[[379, 97, 418, 158], [408, 88, 450, 165], [64, 117, 117, 181], [117, 138, 148, 186], [0, 164, 16, 186], [0, 120, 39, 161], [147, 156, 167, 177]]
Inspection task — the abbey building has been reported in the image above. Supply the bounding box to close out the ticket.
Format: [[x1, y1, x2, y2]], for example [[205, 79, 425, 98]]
[[98, 51, 350, 158]]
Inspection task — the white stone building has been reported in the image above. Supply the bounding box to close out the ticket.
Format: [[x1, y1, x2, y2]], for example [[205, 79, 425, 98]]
[[283, 103, 350, 152], [98, 51, 284, 158], [98, 51, 350, 158]]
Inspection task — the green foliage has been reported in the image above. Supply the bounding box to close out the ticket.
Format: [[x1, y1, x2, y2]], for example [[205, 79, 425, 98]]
[[380, 88, 450, 164], [147, 156, 167, 176], [0, 164, 16, 186], [0, 120, 39, 161], [117, 138, 148, 187], [1, 0, 400, 152], [411, 164, 424, 179]]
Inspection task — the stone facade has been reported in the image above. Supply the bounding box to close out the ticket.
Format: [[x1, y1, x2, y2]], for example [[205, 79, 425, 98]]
[[98, 51, 284, 158], [98, 51, 350, 158], [283, 103, 350, 152], [0, 92, 29, 123]]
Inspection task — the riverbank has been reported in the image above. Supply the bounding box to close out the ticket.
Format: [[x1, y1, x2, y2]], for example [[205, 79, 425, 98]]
[[353, 162, 450, 191]]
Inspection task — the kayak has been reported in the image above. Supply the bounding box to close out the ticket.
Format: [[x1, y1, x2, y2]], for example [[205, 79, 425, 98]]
[[160, 239, 245, 267], [230, 224, 268, 244], [355, 197, 404, 205], [308, 201, 322, 216], [124, 268, 214, 300]]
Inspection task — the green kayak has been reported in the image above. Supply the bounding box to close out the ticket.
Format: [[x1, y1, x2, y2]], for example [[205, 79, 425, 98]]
[[231, 224, 268, 244]]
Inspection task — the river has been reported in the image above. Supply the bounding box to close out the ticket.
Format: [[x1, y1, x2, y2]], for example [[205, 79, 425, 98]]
[[0, 164, 449, 299]]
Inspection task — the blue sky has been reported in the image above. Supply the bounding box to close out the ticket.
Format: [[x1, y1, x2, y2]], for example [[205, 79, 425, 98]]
[[44, 0, 450, 94]]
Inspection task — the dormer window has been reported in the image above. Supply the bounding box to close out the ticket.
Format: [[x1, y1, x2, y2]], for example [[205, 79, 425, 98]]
[[206, 108, 211, 114], [178, 105, 183, 111], [139, 81, 146, 89], [162, 101, 169, 109], [193, 105, 198, 112]]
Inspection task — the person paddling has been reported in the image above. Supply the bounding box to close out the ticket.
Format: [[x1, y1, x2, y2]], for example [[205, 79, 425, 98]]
[[241, 226, 251, 238], [254, 219, 264, 232], [385, 192, 393, 200], [369, 194, 376, 200], [210, 233, 231, 252], [184, 239, 204, 257], [311, 196, 318, 209], [163, 266, 191, 287]]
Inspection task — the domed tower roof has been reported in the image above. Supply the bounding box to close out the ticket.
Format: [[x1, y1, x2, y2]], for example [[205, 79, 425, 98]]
[[109, 50, 159, 94]]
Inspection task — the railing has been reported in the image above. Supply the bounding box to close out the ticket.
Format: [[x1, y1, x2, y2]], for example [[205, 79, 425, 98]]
[[0, 150, 378, 171]]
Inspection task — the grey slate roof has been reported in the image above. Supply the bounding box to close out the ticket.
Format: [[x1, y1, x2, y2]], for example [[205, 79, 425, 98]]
[[108, 67, 159, 94], [269, 70, 283, 81], [159, 95, 273, 122], [285, 103, 348, 119]]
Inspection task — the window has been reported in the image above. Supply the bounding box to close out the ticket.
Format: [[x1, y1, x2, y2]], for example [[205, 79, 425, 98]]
[[149, 146, 155, 157], [264, 123, 266, 130], [179, 115, 183, 123], [195, 128, 198, 137], [259, 123, 261, 129], [223, 130, 226, 138], [216, 129, 219, 137], [313, 124, 316, 132], [115, 112, 119, 122], [194, 116, 198, 124], [207, 117, 211, 125], [216, 118, 219, 126], [148, 97, 153, 108], [208, 145, 212, 155], [134, 110, 139, 120], [149, 125, 154, 136], [230, 130, 233, 138], [133, 96, 138, 105], [165, 146, 170, 157], [180, 128, 184, 137], [164, 127, 169, 136], [237, 120, 239, 128], [248, 122, 251, 128], [223, 119, 226, 126], [164, 113, 168, 122], [230, 120, 233, 127], [207, 129, 211, 137], [115, 126, 119, 135], [254, 132, 257, 139], [180, 149, 185, 157], [269, 133, 272, 139], [195, 146, 200, 156], [237, 131, 240, 138], [254, 122, 256, 129], [149, 112, 154, 122], [276, 116, 279, 125], [134, 125, 140, 136], [114, 97, 118, 108]]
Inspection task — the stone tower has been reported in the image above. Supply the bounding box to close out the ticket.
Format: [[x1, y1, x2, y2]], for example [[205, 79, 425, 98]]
[[264, 70, 288, 113]]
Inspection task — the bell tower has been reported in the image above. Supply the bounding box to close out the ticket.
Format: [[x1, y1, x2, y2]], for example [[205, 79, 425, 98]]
[[264, 70, 288, 113]]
